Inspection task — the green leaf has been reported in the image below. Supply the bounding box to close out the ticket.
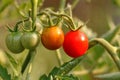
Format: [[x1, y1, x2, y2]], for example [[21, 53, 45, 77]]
[[39, 74, 48, 80], [57, 56, 84, 75], [5, 52, 20, 76], [95, 72, 120, 80], [39, 56, 84, 80], [39, 67, 60, 80], [5, 52, 18, 69], [56, 74, 79, 80], [0, 65, 11, 80], [49, 67, 59, 76]]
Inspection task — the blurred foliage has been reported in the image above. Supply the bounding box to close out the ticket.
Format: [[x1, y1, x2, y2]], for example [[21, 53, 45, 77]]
[[113, 0, 120, 7], [0, 65, 11, 80], [0, 0, 14, 14], [95, 72, 120, 80]]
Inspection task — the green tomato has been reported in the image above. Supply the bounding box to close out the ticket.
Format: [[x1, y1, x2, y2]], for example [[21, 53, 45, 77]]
[[6, 32, 25, 53], [21, 32, 40, 49]]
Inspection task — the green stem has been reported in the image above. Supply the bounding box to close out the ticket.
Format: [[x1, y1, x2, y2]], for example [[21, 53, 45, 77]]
[[21, 51, 31, 74], [106, 14, 116, 30], [25, 63, 32, 80], [59, 0, 79, 30], [67, 4, 72, 18], [71, 0, 80, 10], [21, 49, 36, 74], [13, 11, 54, 31], [102, 26, 120, 42], [56, 49, 63, 66], [14, 18, 29, 32], [13, 12, 44, 31], [41, 11, 53, 26], [67, 5, 77, 29], [31, 0, 38, 29], [58, 14, 76, 30], [14, 1, 27, 18], [59, 0, 66, 13], [89, 38, 120, 70], [26, 49, 36, 80], [45, 10, 76, 30], [13, 8, 77, 31]]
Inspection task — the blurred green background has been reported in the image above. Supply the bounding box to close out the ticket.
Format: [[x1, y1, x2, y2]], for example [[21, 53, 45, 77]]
[[0, 0, 120, 80]]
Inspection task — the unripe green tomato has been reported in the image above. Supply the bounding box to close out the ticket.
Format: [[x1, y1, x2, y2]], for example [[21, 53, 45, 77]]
[[6, 32, 25, 53], [21, 32, 40, 49]]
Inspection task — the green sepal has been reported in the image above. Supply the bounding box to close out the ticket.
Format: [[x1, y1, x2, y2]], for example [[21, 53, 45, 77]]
[[6, 25, 14, 32]]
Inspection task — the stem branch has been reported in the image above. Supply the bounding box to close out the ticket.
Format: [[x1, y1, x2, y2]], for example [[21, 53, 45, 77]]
[[89, 38, 120, 70], [21, 49, 36, 74], [31, 0, 38, 28], [44, 9, 76, 30], [56, 49, 63, 66], [71, 0, 80, 10], [59, 0, 66, 13]]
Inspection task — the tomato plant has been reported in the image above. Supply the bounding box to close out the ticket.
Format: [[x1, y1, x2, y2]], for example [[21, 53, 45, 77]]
[[63, 30, 89, 58], [21, 31, 40, 49], [41, 26, 64, 50], [1, 0, 120, 80], [6, 32, 25, 53]]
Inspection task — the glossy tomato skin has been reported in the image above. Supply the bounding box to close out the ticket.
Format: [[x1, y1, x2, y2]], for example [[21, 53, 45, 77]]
[[63, 30, 89, 58], [41, 26, 64, 50], [21, 32, 40, 49], [6, 32, 25, 53]]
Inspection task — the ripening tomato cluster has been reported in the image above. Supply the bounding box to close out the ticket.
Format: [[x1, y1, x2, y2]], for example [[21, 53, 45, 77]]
[[6, 31, 40, 53], [6, 26, 89, 58], [41, 26, 89, 58]]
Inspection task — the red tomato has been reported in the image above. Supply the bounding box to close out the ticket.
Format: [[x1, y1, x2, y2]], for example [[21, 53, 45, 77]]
[[41, 26, 64, 50], [63, 30, 89, 58]]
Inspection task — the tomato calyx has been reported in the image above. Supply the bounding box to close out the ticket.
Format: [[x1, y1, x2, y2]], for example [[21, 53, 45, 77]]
[[6, 25, 15, 32]]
